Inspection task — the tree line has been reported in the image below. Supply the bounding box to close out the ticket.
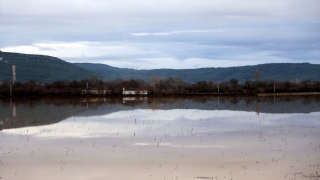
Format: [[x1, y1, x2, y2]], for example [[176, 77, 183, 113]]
[[0, 76, 319, 96]]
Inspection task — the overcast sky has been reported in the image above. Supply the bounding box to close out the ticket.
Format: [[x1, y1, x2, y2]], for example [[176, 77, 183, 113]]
[[0, 0, 319, 69]]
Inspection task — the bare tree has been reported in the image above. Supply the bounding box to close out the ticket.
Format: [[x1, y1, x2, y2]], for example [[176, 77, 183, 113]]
[[149, 75, 159, 93], [255, 69, 260, 82]]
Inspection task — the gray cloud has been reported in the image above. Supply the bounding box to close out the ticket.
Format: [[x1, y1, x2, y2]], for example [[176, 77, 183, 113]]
[[129, 29, 225, 36], [0, 0, 319, 69]]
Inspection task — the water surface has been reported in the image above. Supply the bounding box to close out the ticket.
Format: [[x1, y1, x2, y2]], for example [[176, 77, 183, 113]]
[[1, 96, 320, 180]]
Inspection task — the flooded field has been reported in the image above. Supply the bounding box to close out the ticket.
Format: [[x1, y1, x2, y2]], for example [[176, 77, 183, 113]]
[[1, 96, 320, 180]]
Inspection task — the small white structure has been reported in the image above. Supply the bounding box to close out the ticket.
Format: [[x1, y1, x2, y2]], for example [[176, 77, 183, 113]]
[[82, 89, 111, 95], [123, 97, 148, 104], [123, 97, 148, 101], [122, 88, 147, 95]]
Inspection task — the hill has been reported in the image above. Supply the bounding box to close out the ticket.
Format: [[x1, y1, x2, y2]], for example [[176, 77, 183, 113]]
[[1, 51, 319, 83], [0, 51, 95, 82], [74, 62, 320, 83]]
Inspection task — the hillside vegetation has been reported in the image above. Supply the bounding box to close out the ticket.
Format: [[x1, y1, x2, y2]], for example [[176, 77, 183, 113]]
[[1, 51, 319, 83], [74, 62, 320, 83], [0, 51, 94, 82]]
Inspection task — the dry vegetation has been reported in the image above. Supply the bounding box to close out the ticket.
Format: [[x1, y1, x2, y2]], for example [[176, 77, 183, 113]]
[[1, 76, 320, 96]]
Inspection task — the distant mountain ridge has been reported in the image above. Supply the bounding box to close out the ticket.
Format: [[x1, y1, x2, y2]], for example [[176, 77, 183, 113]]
[[0, 51, 95, 82], [74, 62, 320, 83], [1, 51, 319, 83]]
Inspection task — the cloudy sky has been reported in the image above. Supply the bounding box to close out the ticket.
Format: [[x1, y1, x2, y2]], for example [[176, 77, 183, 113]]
[[0, 0, 319, 69]]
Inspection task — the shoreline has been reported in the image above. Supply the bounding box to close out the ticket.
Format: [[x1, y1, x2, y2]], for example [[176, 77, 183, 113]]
[[1, 92, 320, 99], [258, 92, 320, 96]]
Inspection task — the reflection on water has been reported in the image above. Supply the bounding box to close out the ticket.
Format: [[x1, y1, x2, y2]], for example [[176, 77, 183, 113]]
[[0, 96, 320, 180]]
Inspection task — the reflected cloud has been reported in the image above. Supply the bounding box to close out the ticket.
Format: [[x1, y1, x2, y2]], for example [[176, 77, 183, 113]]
[[132, 142, 225, 148], [1, 96, 320, 130], [1, 96, 319, 180]]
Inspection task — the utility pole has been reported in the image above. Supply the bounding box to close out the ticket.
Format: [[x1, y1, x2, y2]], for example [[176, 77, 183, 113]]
[[274, 82, 275, 93], [218, 82, 220, 94], [11, 65, 16, 97], [12, 65, 16, 83]]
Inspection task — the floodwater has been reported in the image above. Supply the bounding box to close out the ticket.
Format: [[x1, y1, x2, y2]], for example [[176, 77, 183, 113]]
[[1, 96, 319, 180]]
